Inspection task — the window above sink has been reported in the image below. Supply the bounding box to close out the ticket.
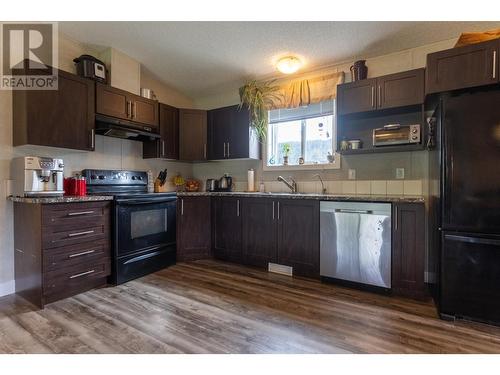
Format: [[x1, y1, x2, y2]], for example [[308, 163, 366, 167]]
[[264, 99, 340, 171]]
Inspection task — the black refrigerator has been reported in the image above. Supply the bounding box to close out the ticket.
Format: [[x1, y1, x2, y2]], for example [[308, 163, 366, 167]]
[[436, 88, 500, 325]]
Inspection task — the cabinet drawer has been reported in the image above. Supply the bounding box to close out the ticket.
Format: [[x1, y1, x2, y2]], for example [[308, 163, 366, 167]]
[[42, 223, 109, 249], [43, 239, 110, 272], [43, 258, 110, 296], [42, 201, 110, 228]]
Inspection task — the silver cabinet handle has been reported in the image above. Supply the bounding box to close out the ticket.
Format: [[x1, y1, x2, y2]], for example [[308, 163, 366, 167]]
[[237, 199, 240, 217], [181, 199, 184, 215], [371, 86, 375, 108], [131, 102, 136, 119], [378, 85, 382, 107], [90, 129, 95, 150], [162, 140, 165, 157], [493, 50, 497, 79], [277, 201, 280, 220], [335, 209, 373, 214], [272, 201, 275, 220], [204, 143, 207, 159], [227, 142, 230, 158], [394, 206, 398, 231], [68, 230, 94, 238], [69, 249, 96, 258], [126, 101, 131, 118], [223, 142, 226, 158], [68, 210, 94, 216], [69, 269, 95, 279]]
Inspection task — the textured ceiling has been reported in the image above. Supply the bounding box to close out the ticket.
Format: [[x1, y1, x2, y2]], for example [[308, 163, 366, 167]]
[[59, 21, 500, 100]]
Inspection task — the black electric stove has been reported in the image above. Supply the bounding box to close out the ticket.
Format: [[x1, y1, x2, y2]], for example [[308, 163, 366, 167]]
[[82, 169, 177, 285]]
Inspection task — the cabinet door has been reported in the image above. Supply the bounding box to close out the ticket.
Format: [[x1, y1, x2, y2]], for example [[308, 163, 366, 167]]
[[392, 203, 426, 299], [179, 109, 207, 161], [207, 107, 230, 160], [96, 82, 129, 120], [337, 78, 377, 115], [377, 69, 424, 109], [426, 39, 499, 94], [13, 70, 95, 151], [212, 197, 242, 262], [130, 95, 159, 128], [228, 106, 251, 159], [143, 103, 179, 159], [177, 196, 211, 262], [277, 199, 320, 277], [241, 198, 277, 268]]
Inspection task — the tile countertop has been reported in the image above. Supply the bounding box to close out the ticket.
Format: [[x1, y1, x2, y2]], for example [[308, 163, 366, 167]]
[[177, 191, 425, 203], [8, 195, 114, 204]]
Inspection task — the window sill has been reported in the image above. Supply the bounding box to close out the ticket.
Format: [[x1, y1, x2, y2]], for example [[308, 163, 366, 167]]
[[262, 157, 341, 171]]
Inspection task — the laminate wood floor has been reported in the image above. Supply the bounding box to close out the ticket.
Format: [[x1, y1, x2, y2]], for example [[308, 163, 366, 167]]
[[1, 260, 500, 354]]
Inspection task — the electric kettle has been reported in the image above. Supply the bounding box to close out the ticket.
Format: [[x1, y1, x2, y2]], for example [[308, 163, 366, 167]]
[[218, 173, 233, 191]]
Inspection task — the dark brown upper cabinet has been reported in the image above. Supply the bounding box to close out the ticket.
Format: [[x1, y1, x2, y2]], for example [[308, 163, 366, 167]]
[[337, 69, 425, 115], [337, 78, 377, 115], [13, 69, 96, 151], [179, 108, 207, 161], [143, 103, 179, 160], [207, 105, 260, 160], [96, 82, 159, 129], [392, 202, 427, 300], [426, 39, 499, 94], [377, 69, 425, 109]]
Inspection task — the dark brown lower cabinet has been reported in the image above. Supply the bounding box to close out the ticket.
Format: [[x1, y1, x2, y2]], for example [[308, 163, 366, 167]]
[[276, 199, 320, 277], [212, 197, 242, 262], [392, 202, 427, 299], [14, 201, 111, 308], [241, 198, 277, 268], [177, 196, 211, 261]]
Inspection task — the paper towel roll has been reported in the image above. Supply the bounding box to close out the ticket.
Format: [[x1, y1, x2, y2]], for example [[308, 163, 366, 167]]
[[247, 169, 255, 192]]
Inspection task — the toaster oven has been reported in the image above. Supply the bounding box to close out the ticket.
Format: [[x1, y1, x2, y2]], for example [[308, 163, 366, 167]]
[[373, 124, 421, 147]]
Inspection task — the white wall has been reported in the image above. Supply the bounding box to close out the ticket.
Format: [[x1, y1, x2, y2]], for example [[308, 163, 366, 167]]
[[0, 33, 195, 297]]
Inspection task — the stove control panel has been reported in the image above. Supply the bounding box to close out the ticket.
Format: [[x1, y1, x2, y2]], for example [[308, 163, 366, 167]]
[[82, 169, 148, 186]]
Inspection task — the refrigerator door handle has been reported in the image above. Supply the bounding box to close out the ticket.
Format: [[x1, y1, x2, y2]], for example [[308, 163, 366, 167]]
[[444, 234, 500, 247]]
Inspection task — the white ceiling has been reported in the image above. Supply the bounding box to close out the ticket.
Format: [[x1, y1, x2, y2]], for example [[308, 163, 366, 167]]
[[60, 21, 500, 100]]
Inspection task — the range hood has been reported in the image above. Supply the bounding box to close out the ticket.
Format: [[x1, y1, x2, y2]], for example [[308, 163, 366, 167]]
[[95, 114, 161, 141]]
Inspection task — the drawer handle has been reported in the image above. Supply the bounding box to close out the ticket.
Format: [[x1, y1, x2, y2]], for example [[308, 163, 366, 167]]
[[69, 269, 95, 279], [68, 230, 95, 237], [68, 249, 96, 258], [67, 210, 95, 216]]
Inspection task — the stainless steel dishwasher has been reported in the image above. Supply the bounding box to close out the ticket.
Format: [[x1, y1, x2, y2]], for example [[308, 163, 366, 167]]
[[320, 201, 392, 289]]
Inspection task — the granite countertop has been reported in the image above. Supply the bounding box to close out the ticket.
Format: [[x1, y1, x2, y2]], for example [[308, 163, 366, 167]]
[[177, 191, 425, 203], [8, 195, 114, 204]]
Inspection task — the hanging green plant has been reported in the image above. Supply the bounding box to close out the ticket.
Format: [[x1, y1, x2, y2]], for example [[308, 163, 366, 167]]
[[239, 80, 282, 142]]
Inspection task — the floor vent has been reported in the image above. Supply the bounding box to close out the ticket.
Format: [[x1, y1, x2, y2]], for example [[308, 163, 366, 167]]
[[268, 263, 293, 276]]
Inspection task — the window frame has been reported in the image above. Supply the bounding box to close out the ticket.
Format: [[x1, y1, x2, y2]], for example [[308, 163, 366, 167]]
[[263, 101, 341, 171]]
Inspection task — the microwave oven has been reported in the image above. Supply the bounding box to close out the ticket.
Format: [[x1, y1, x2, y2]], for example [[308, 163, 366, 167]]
[[373, 124, 421, 147]]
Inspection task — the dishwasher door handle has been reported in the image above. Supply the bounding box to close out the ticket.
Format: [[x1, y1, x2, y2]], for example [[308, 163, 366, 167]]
[[335, 209, 373, 214]]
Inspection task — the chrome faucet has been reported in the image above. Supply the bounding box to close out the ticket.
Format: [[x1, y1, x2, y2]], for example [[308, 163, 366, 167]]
[[313, 174, 327, 194], [277, 175, 298, 193]]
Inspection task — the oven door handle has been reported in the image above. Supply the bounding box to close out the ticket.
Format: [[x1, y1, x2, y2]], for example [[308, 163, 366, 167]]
[[116, 198, 177, 205]]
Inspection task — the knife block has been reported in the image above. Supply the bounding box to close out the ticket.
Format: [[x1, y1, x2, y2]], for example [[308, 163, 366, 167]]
[[154, 180, 168, 193]]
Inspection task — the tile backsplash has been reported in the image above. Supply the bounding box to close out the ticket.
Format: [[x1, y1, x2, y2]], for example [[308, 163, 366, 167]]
[[234, 179, 423, 196]]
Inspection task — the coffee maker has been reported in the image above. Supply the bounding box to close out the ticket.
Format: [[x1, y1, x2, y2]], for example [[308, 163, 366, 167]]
[[12, 157, 64, 197]]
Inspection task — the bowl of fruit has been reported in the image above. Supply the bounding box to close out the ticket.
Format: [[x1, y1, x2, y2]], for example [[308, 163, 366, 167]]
[[185, 179, 201, 192]]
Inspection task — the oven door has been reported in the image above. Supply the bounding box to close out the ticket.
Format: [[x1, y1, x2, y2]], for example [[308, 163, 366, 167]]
[[115, 196, 176, 257]]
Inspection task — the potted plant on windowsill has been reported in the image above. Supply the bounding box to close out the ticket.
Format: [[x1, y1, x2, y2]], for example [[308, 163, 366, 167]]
[[282, 143, 291, 166], [239, 80, 282, 142]]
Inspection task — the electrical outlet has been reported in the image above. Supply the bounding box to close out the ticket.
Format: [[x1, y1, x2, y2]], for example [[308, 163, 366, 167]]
[[348, 169, 356, 180], [396, 168, 405, 179]]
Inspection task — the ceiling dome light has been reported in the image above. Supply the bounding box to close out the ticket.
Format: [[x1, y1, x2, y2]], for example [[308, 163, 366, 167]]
[[276, 56, 302, 74]]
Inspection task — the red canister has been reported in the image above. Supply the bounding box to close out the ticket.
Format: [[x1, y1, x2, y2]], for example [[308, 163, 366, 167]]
[[75, 177, 87, 196]]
